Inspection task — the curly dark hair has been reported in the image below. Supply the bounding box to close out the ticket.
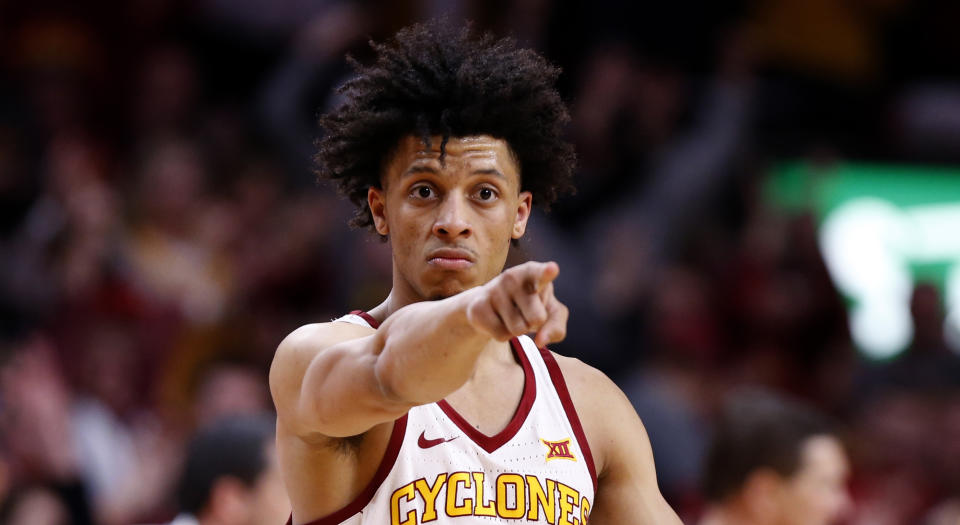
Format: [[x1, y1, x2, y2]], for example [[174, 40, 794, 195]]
[[315, 19, 576, 231]]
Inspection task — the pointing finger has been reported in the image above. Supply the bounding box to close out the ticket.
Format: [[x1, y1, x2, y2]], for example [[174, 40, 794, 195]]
[[523, 261, 559, 294]]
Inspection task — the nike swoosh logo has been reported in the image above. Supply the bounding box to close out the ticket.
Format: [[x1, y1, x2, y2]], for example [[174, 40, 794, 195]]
[[418, 430, 458, 449]]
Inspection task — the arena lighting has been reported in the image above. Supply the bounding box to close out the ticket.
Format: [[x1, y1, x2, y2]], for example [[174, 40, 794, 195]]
[[768, 163, 960, 360]]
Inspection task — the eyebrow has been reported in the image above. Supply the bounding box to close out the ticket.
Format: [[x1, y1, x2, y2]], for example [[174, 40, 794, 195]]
[[402, 165, 440, 178], [402, 166, 506, 179], [471, 168, 506, 179]]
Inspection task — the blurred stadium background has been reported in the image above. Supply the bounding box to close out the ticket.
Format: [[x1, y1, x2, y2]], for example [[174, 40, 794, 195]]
[[2, 0, 960, 523]]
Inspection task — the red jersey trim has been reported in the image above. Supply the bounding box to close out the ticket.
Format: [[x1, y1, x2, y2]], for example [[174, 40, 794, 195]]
[[288, 414, 408, 525], [349, 310, 380, 329], [436, 338, 537, 454], [539, 348, 599, 494]]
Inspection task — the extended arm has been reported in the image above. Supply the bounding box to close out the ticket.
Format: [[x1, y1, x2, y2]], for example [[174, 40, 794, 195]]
[[269, 261, 568, 439]]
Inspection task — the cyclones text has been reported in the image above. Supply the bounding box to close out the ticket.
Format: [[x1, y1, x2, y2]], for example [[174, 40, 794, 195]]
[[390, 471, 591, 524]]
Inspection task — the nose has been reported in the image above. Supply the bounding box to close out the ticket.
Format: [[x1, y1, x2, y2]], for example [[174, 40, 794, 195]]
[[432, 191, 472, 240]]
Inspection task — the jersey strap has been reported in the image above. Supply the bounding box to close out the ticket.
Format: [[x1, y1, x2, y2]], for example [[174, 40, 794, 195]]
[[347, 310, 380, 328], [539, 347, 599, 493]]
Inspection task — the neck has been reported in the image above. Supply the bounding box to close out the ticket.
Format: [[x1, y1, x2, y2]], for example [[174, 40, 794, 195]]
[[367, 290, 402, 323], [368, 262, 477, 322], [368, 262, 438, 321], [368, 284, 441, 324]]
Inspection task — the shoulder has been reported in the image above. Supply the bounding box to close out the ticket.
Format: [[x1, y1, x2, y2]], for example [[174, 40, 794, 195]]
[[550, 352, 612, 392], [548, 352, 648, 477], [278, 320, 376, 353], [549, 352, 630, 414], [269, 321, 376, 408], [272, 321, 375, 368]]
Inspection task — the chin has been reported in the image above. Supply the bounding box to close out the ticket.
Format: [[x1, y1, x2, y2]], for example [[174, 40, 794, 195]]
[[423, 279, 477, 301], [418, 271, 478, 300], [427, 285, 466, 301]]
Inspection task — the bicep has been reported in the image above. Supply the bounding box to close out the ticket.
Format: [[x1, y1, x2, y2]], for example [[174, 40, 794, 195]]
[[587, 381, 682, 524], [269, 324, 414, 439]]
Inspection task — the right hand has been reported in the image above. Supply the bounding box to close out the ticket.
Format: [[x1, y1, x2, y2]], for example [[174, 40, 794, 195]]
[[465, 261, 568, 347]]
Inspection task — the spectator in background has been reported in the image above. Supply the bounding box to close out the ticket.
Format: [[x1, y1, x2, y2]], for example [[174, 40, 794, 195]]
[[123, 137, 232, 325], [191, 361, 272, 425], [0, 333, 94, 525], [164, 415, 287, 525], [698, 390, 852, 525]]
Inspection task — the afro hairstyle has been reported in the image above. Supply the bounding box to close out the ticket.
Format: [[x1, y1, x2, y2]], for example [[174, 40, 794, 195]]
[[315, 19, 576, 231]]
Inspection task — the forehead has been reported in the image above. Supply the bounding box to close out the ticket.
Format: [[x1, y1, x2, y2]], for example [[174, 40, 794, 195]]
[[797, 435, 849, 476], [384, 135, 520, 183]]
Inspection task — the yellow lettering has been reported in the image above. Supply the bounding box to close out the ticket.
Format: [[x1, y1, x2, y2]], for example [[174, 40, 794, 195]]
[[445, 472, 474, 517], [390, 482, 416, 525], [472, 472, 497, 516], [496, 473, 526, 518], [415, 474, 447, 522], [526, 476, 556, 524], [580, 496, 591, 523], [557, 482, 581, 525]]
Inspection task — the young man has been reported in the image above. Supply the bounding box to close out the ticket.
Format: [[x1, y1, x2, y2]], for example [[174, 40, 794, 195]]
[[168, 416, 289, 525], [698, 391, 852, 525], [269, 21, 681, 524]]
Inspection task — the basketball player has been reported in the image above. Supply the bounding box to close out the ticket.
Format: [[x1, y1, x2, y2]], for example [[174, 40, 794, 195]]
[[269, 21, 682, 524], [698, 391, 851, 525]]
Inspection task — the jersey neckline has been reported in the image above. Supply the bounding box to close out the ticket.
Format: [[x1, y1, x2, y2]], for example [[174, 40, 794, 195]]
[[348, 309, 380, 328], [436, 337, 537, 454], [349, 309, 538, 454]]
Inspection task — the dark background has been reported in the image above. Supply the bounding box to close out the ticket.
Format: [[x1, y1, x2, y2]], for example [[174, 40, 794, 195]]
[[2, 0, 960, 523]]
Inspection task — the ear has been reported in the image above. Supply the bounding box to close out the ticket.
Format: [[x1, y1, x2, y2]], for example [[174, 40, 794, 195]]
[[368, 186, 389, 236], [512, 191, 533, 239]]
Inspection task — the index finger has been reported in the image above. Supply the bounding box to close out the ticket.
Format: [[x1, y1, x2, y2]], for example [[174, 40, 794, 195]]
[[524, 261, 559, 294]]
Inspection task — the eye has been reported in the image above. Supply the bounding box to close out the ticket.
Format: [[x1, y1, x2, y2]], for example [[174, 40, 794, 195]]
[[410, 184, 436, 200], [474, 186, 498, 202]]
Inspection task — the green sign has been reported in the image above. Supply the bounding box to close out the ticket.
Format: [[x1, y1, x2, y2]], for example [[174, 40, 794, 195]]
[[767, 162, 960, 359]]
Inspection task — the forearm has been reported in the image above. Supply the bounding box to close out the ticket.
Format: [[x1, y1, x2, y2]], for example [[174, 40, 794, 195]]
[[373, 287, 492, 404], [288, 261, 562, 437], [288, 289, 493, 437]]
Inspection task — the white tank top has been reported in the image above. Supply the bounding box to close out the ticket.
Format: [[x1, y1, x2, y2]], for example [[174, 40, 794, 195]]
[[294, 311, 597, 525]]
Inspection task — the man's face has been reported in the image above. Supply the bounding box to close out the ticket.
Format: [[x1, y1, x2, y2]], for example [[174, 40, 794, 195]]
[[245, 442, 290, 525], [369, 135, 531, 300], [777, 435, 852, 525]]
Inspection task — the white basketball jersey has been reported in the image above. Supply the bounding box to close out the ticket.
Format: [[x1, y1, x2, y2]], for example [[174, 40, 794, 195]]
[[296, 311, 597, 525]]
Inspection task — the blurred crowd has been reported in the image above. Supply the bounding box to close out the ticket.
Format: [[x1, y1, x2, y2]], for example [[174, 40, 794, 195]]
[[3, 0, 960, 524]]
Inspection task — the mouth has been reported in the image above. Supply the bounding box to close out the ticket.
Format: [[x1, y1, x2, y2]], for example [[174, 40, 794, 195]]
[[426, 248, 475, 270]]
